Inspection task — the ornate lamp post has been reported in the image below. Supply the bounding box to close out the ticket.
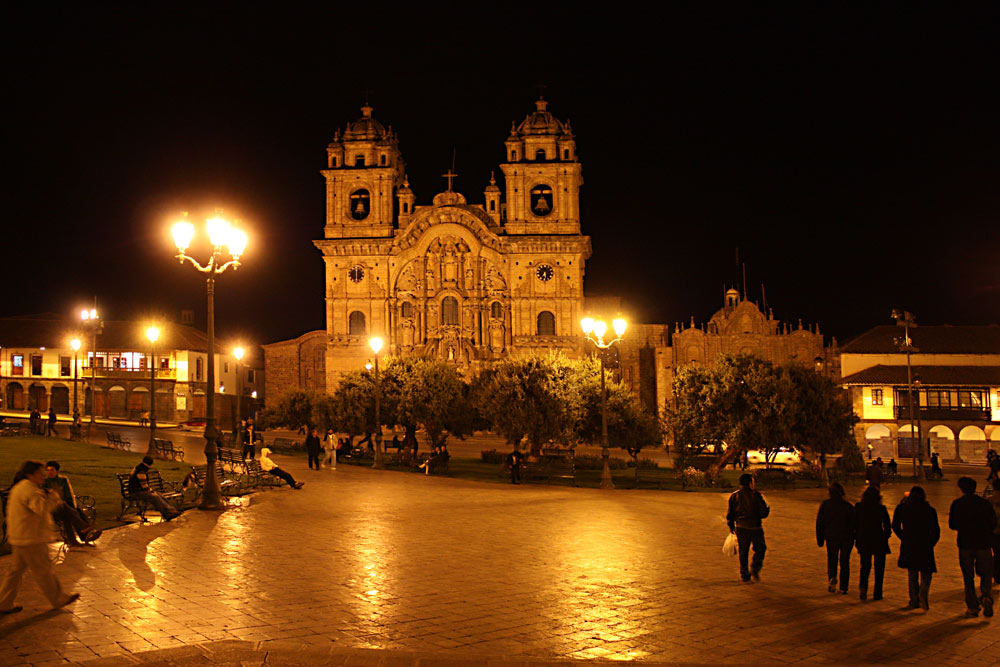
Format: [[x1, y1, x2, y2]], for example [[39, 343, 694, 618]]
[[145, 326, 160, 457], [80, 307, 101, 426], [581, 316, 628, 490], [233, 346, 244, 434], [70, 339, 81, 417], [369, 336, 384, 469], [172, 212, 248, 510], [892, 309, 924, 481]]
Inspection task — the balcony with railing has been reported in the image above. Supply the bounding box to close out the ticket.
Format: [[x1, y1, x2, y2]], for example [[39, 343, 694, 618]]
[[894, 405, 991, 422], [81, 367, 177, 380]]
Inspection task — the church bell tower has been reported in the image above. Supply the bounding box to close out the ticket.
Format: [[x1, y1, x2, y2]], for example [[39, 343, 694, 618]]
[[500, 98, 582, 235], [322, 105, 405, 239]]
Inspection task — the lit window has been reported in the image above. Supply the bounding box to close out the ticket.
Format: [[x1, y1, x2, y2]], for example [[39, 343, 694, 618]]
[[871, 388, 883, 406], [12, 354, 23, 376], [224, 362, 230, 374], [60, 356, 71, 377], [31, 355, 43, 375], [958, 390, 984, 408], [925, 390, 950, 408]]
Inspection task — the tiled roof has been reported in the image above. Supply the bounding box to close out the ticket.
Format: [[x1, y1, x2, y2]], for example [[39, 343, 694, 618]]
[[0, 316, 209, 352], [840, 325, 1000, 354], [840, 364, 1000, 386]]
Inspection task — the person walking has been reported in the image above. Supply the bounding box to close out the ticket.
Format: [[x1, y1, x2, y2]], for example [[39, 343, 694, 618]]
[[29, 408, 41, 435], [259, 447, 304, 489], [930, 452, 944, 480], [866, 458, 884, 489], [0, 460, 81, 615], [305, 428, 322, 470], [892, 485, 940, 611], [322, 429, 337, 470], [726, 473, 770, 583], [241, 418, 257, 462], [988, 479, 1000, 585], [947, 476, 996, 617], [816, 482, 855, 594], [128, 456, 180, 521], [46, 407, 58, 437], [854, 485, 892, 601]]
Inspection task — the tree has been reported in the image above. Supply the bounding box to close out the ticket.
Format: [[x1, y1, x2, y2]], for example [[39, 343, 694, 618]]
[[782, 364, 859, 480], [257, 389, 320, 431]]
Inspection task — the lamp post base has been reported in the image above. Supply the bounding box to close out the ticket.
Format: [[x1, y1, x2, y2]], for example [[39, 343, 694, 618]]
[[372, 433, 384, 469], [600, 448, 615, 490]]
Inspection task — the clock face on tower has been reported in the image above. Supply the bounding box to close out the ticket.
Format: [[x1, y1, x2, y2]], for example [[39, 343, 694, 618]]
[[536, 264, 554, 282], [348, 266, 365, 283]]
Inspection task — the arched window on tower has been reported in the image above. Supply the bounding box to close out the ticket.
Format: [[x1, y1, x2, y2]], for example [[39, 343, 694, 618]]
[[400, 302, 413, 319], [535, 149, 546, 161], [537, 311, 555, 336], [441, 297, 459, 326], [380, 154, 387, 165], [490, 302, 503, 319], [511, 149, 517, 161], [349, 311, 366, 335]]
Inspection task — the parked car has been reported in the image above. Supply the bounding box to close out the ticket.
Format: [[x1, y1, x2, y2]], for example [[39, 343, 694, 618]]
[[746, 447, 802, 467]]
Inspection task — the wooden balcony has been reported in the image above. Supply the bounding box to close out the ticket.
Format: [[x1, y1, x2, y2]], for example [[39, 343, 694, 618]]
[[81, 367, 177, 380], [894, 406, 991, 422]]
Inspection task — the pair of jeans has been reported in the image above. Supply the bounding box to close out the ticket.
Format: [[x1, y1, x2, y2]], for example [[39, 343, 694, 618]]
[[133, 490, 177, 517], [735, 527, 766, 579], [858, 551, 886, 599], [307, 453, 320, 469], [958, 547, 994, 611], [907, 569, 932, 608], [826, 540, 853, 590], [268, 467, 297, 487], [242, 444, 255, 461], [52, 503, 90, 544]]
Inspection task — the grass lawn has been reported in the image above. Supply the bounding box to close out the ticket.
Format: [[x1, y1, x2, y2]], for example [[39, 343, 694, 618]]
[[1, 435, 193, 534]]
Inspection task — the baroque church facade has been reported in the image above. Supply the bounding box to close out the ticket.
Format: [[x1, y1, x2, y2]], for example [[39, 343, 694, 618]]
[[265, 99, 591, 392], [264, 99, 833, 411]]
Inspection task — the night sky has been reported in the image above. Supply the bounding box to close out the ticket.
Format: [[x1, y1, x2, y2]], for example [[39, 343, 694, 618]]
[[5, 5, 999, 355]]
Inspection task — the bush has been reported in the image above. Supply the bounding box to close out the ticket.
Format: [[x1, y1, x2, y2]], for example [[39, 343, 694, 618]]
[[626, 457, 660, 469], [480, 449, 506, 464], [681, 466, 708, 487], [839, 441, 866, 473], [573, 454, 628, 470]]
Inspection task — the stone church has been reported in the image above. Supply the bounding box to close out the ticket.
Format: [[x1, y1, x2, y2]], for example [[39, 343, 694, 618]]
[[265, 99, 591, 392], [264, 99, 833, 410]]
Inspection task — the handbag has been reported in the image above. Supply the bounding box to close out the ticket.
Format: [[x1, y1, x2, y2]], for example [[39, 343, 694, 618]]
[[722, 532, 738, 557]]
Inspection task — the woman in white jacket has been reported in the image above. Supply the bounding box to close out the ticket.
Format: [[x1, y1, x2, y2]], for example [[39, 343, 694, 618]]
[[0, 460, 80, 615]]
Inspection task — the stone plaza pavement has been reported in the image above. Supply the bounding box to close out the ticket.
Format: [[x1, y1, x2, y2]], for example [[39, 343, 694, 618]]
[[1, 458, 998, 666]]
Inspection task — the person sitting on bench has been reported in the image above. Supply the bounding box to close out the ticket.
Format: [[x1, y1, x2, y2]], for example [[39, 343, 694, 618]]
[[259, 448, 304, 489], [128, 456, 180, 521], [44, 461, 101, 546]]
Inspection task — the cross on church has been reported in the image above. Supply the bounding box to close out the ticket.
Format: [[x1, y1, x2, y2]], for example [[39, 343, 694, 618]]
[[441, 168, 458, 191]]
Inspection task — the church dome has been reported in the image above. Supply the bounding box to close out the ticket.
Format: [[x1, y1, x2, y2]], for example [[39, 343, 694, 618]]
[[515, 99, 568, 136], [343, 105, 388, 141]]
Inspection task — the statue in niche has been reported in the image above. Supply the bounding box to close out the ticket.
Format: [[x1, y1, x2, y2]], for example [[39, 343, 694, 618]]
[[463, 307, 475, 331], [489, 322, 505, 350], [396, 264, 416, 291], [443, 247, 458, 282], [425, 265, 436, 292], [485, 264, 507, 294], [447, 346, 455, 361], [465, 267, 476, 290], [400, 322, 414, 347]]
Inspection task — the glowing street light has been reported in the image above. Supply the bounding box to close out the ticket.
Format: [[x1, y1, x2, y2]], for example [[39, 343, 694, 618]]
[[369, 336, 385, 469], [70, 338, 81, 420], [171, 210, 248, 511], [80, 305, 102, 428], [892, 309, 924, 481], [581, 315, 628, 489], [145, 325, 160, 457]]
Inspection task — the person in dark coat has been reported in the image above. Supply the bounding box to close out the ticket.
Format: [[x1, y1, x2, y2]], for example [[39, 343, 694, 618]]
[[726, 473, 770, 583], [988, 479, 1000, 586], [305, 428, 322, 470], [892, 485, 940, 611], [947, 476, 996, 618], [854, 485, 892, 601], [817, 482, 855, 594], [866, 458, 884, 489]]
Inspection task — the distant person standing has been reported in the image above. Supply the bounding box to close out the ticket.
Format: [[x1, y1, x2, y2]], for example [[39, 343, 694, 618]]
[[305, 428, 322, 470], [948, 476, 996, 618], [892, 486, 940, 611], [987, 479, 1000, 585], [322, 429, 337, 469], [46, 408, 58, 437], [816, 482, 855, 594], [0, 461, 81, 615], [726, 473, 770, 583], [886, 459, 898, 476], [241, 419, 257, 461], [866, 458, 884, 489], [854, 485, 892, 602], [29, 408, 41, 435], [930, 452, 943, 479]]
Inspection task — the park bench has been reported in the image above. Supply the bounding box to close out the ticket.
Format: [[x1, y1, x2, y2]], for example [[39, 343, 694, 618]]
[[217, 447, 246, 472], [69, 422, 90, 441], [115, 470, 184, 521], [187, 463, 243, 501], [153, 438, 184, 461], [633, 466, 682, 490], [106, 431, 132, 451], [1, 488, 96, 546], [522, 458, 576, 485], [1, 422, 29, 437], [242, 460, 285, 489], [270, 437, 300, 451], [753, 467, 795, 489]]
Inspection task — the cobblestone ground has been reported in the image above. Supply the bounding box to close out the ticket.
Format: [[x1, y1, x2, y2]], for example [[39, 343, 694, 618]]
[[1, 456, 998, 665]]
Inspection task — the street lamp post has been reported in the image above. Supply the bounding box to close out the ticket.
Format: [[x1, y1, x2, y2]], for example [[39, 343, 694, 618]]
[[892, 309, 924, 481], [172, 212, 248, 510], [233, 346, 244, 434], [81, 307, 101, 426], [369, 337, 384, 469], [581, 316, 628, 490], [146, 326, 160, 458], [70, 339, 81, 418]]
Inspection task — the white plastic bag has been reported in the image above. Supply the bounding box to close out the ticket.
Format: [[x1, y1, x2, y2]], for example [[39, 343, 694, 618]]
[[722, 532, 738, 557]]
